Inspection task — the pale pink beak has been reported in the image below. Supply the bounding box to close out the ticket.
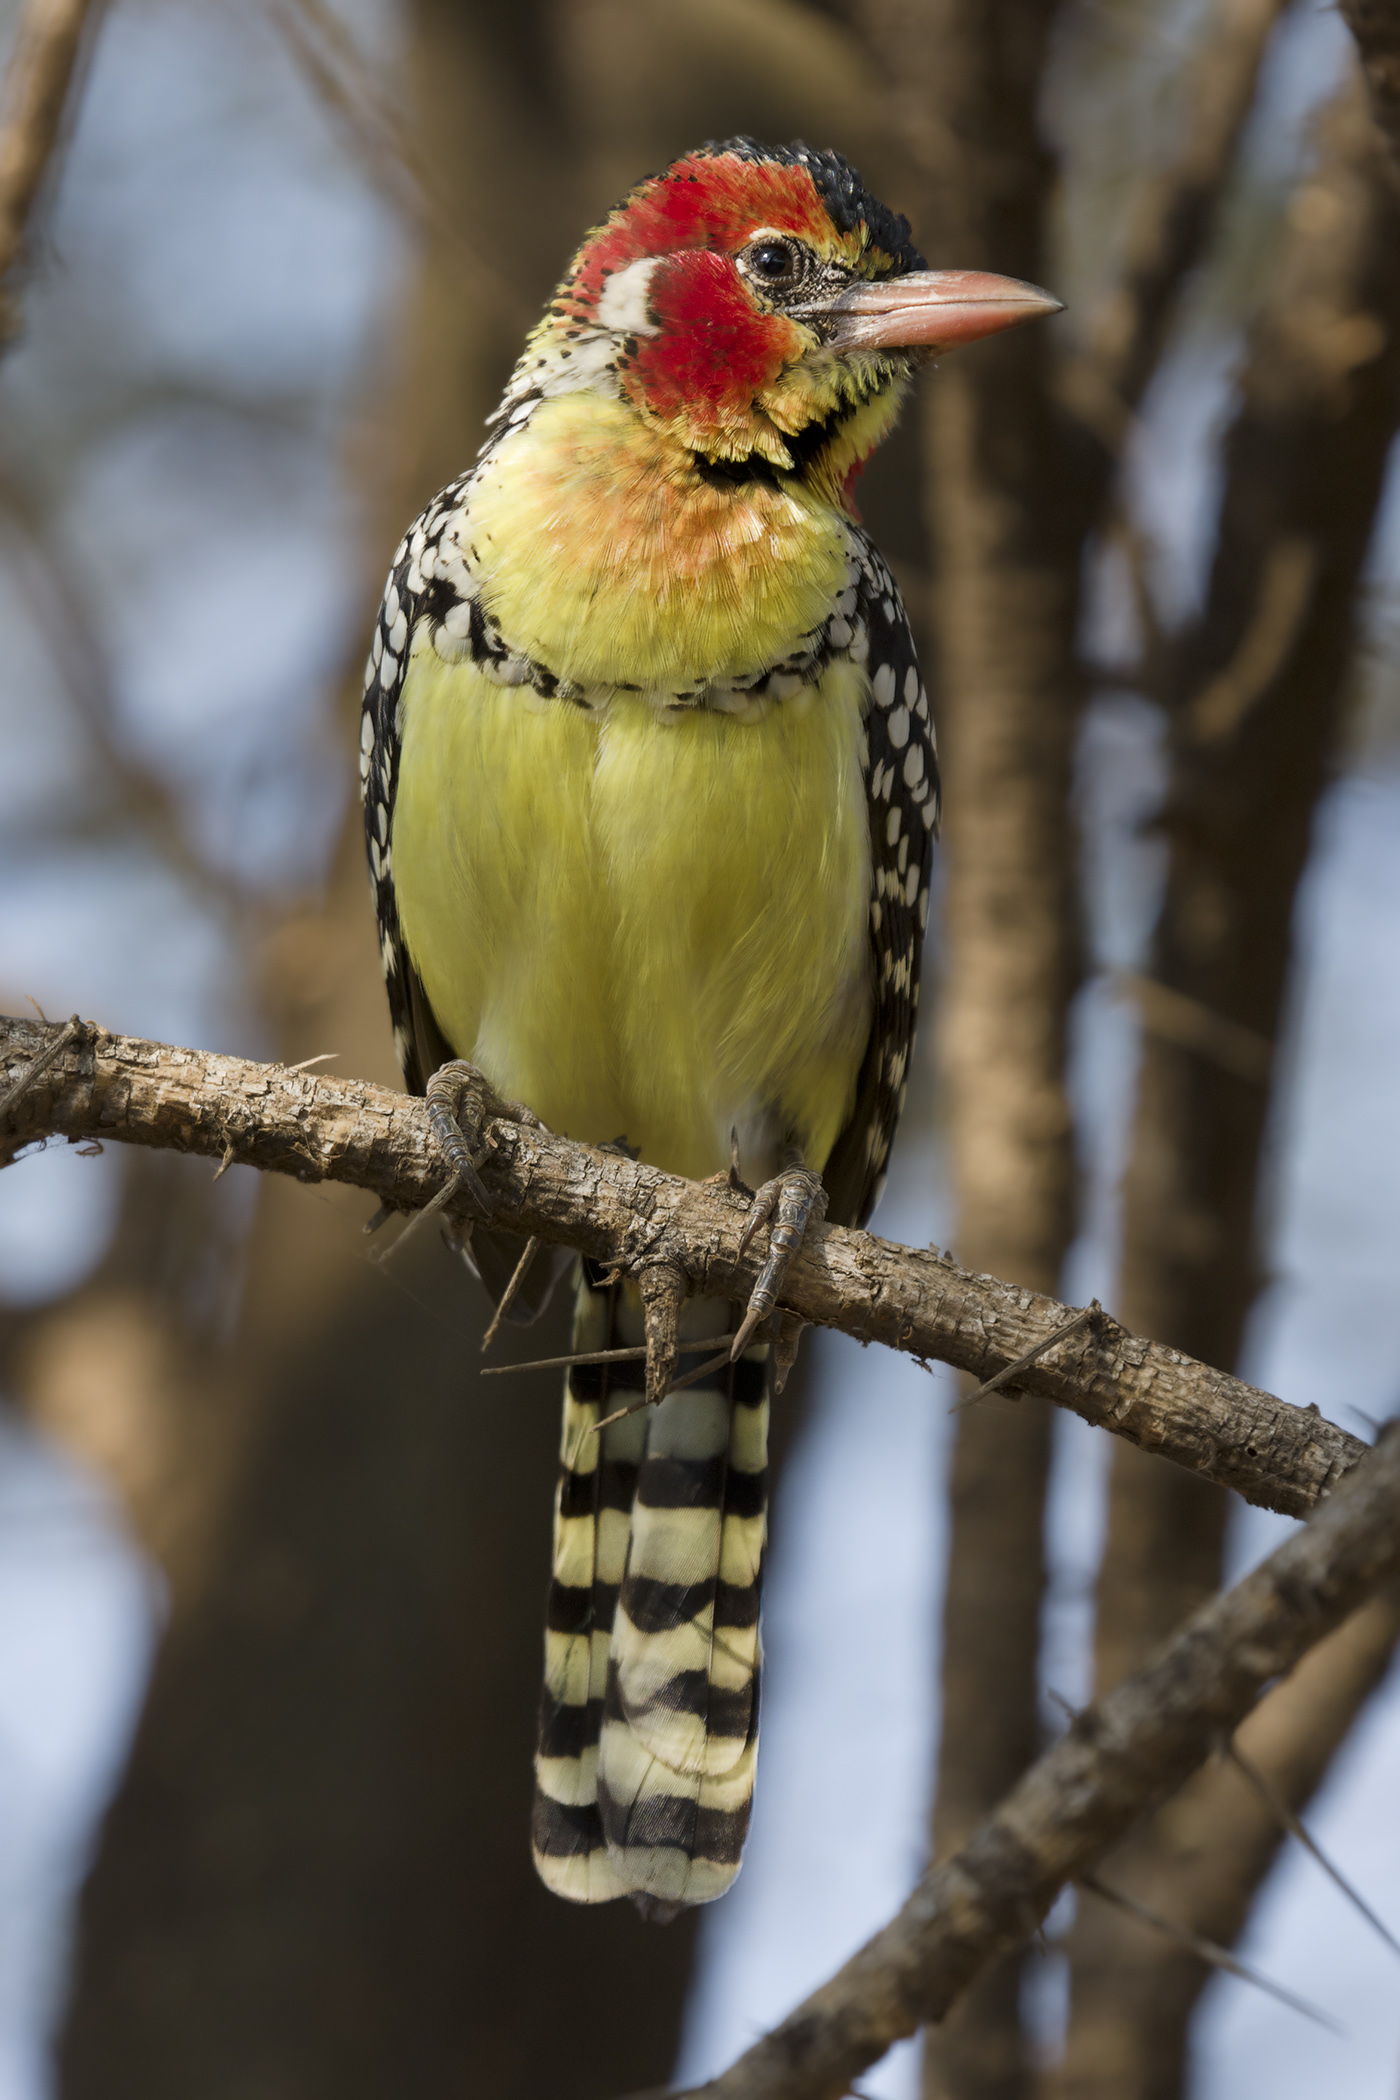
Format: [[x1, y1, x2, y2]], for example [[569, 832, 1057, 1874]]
[[816, 268, 1062, 353]]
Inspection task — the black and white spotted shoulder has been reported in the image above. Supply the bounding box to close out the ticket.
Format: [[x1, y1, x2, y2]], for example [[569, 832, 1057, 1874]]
[[822, 532, 939, 1232], [360, 469, 474, 1091]]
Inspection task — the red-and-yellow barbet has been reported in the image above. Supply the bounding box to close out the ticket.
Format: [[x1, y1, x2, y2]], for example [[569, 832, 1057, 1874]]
[[360, 139, 1057, 1917]]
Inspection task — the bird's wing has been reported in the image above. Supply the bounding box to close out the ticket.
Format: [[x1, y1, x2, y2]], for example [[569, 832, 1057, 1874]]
[[360, 474, 564, 1317], [360, 475, 473, 1096], [822, 536, 939, 1230]]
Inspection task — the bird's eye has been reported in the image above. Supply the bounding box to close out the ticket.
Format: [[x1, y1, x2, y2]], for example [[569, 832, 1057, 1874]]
[[742, 239, 809, 293]]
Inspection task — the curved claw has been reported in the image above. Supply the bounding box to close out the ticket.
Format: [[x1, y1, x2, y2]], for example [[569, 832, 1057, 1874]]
[[773, 1312, 806, 1394], [732, 1163, 827, 1359]]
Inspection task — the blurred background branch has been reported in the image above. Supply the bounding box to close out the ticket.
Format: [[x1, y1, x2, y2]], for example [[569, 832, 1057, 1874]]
[[0, 0, 105, 329], [649, 1421, 1400, 2100], [1340, 0, 1400, 175]]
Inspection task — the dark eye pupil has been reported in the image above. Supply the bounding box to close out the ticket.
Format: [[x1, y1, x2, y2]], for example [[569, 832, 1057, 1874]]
[[753, 244, 794, 279]]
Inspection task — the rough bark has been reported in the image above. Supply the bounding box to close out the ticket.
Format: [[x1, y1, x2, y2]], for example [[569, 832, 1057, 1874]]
[[0, 1014, 1368, 1519], [1059, 77, 1400, 2099], [625, 1421, 1400, 2100]]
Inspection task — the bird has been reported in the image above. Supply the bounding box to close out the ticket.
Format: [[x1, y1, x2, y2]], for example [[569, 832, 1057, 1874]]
[[360, 138, 1058, 1917]]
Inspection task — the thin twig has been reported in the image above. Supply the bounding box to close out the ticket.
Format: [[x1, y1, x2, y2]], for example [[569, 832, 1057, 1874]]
[[263, 0, 531, 329], [951, 1304, 1100, 1412], [590, 1348, 735, 1437], [0, 486, 241, 908], [1077, 1874, 1341, 2031], [1340, 0, 1400, 183], [0, 0, 105, 310], [1224, 1738, 1400, 1957], [366, 1172, 461, 1267], [1062, 0, 1291, 430], [480, 1234, 541, 1352], [482, 1338, 732, 1380], [1115, 971, 1273, 1085]]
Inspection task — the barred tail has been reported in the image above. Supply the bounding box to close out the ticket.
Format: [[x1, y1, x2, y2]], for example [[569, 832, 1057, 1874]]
[[531, 1266, 768, 1911]]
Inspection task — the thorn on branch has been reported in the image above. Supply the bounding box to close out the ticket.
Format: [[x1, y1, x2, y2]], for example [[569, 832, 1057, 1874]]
[[590, 1346, 737, 1438], [367, 1174, 461, 1268], [953, 1302, 1103, 1413], [1046, 1685, 1086, 1728], [1224, 1737, 1400, 1958], [480, 1234, 541, 1352], [1078, 1873, 1342, 2033], [481, 1337, 732, 1381]]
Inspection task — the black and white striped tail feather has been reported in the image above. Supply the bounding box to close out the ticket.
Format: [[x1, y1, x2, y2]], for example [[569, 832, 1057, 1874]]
[[531, 1266, 768, 1911]]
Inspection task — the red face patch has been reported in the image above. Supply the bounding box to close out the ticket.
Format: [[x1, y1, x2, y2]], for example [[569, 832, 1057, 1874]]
[[623, 250, 802, 427]]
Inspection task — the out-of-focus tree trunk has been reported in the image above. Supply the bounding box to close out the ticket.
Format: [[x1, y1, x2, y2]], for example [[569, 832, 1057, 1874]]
[[1056, 77, 1400, 2100], [1341, 0, 1400, 174], [846, 9, 1077, 2095]]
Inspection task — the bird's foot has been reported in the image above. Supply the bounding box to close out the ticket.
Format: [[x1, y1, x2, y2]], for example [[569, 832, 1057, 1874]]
[[425, 1059, 545, 1221], [731, 1160, 827, 1360]]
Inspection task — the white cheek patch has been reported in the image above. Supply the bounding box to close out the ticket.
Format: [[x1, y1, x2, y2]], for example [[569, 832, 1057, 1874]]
[[595, 254, 664, 336]]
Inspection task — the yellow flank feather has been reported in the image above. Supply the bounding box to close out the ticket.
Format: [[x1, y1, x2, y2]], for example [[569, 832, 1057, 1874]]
[[391, 644, 872, 1185]]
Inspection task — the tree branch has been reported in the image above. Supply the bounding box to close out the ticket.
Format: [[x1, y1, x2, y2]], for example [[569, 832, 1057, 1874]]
[[625, 1420, 1400, 2100], [1341, 0, 1400, 179], [0, 0, 104, 319], [0, 1013, 1365, 1516], [1061, 0, 1290, 446]]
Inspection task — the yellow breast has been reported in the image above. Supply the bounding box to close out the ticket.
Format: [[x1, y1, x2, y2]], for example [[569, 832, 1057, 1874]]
[[390, 647, 872, 1184], [462, 394, 852, 693]]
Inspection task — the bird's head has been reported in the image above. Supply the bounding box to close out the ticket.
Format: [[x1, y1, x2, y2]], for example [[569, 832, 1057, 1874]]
[[523, 139, 1059, 515]]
